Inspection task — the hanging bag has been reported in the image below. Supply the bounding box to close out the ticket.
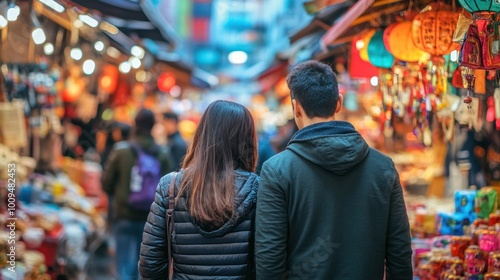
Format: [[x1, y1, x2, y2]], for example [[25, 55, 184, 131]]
[[453, 10, 474, 44], [460, 23, 483, 69], [482, 20, 500, 69], [166, 172, 178, 280]]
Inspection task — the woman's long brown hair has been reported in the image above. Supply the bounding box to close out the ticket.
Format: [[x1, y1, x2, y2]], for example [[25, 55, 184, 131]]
[[178, 100, 258, 227]]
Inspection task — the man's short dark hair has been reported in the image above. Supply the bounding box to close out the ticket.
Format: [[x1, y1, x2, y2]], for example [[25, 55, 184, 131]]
[[286, 60, 339, 118], [163, 112, 179, 123]]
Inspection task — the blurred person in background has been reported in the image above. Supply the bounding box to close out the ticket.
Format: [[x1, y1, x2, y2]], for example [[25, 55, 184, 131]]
[[102, 108, 174, 280], [163, 112, 188, 170], [139, 100, 259, 279], [100, 121, 132, 167]]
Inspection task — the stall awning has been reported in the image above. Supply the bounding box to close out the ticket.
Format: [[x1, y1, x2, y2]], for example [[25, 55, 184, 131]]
[[320, 0, 375, 50], [70, 0, 176, 46], [257, 61, 289, 93], [290, 1, 353, 44]]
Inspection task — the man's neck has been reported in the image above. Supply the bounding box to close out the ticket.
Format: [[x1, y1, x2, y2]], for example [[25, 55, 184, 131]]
[[301, 116, 336, 129]]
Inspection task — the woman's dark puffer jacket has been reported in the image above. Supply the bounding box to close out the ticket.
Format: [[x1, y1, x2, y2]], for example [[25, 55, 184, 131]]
[[139, 170, 259, 280]]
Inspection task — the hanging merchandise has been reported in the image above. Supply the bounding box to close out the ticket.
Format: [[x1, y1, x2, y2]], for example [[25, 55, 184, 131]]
[[452, 67, 466, 88], [412, 2, 459, 62], [495, 88, 500, 119], [456, 71, 480, 129], [483, 21, 500, 69], [384, 21, 427, 62], [458, 0, 500, 13], [453, 10, 474, 44], [0, 100, 27, 150], [460, 23, 483, 68], [367, 30, 395, 69]]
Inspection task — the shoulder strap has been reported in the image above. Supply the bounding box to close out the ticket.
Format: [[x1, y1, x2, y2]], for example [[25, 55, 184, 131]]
[[166, 172, 178, 279]]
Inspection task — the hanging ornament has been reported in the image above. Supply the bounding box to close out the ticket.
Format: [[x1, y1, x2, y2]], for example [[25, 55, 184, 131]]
[[412, 2, 459, 63], [367, 30, 395, 69], [495, 87, 500, 119], [458, 0, 500, 13], [384, 21, 427, 62]]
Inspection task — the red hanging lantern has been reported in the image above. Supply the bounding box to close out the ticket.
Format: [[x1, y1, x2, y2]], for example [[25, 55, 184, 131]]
[[62, 65, 85, 103], [412, 3, 459, 60], [98, 64, 119, 94], [157, 72, 176, 92]]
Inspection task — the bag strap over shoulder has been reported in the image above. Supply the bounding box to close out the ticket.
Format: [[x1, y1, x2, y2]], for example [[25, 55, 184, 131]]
[[166, 172, 178, 279]]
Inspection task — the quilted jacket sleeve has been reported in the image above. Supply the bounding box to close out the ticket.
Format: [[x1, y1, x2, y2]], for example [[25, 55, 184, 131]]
[[139, 173, 172, 279]]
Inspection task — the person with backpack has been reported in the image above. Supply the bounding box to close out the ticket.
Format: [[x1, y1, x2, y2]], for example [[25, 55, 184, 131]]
[[139, 100, 259, 279], [102, 108, 174, 280]]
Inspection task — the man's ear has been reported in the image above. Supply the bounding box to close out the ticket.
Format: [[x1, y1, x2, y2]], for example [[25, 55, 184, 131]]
[[335, 94, 343, 114], [292, 99, 302, 119]]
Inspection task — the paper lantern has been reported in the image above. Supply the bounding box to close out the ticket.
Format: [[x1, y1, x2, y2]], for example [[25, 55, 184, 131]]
[[367, 30, 395, 69], [157, 72, 176, 92], [412, 3, 459, 58], [385, 21, 426, 62], [360, 29, 376, 62], [383, 22, 399, 53], [459, 0, 500, 13]]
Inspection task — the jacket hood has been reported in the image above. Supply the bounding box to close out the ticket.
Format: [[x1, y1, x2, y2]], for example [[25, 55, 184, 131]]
[[194, 170, 258, 238], [135, 135, 160, 155], [287, 121, 369, 175]]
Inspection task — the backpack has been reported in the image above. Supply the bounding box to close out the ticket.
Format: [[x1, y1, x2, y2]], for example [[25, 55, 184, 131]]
[[128, 145, 162, 211]]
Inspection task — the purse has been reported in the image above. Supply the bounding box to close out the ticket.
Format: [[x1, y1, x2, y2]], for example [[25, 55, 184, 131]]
[[166, 172, 178, 279], [483, 21, 500, 70], [460, 24, 483, 69]]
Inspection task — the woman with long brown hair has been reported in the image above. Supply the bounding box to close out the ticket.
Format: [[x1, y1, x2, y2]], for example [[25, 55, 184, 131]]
[[139, 100, 259, 279]]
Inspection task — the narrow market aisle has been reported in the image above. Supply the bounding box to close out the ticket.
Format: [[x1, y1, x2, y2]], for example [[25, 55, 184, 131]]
[[85, 242, 117, 280]]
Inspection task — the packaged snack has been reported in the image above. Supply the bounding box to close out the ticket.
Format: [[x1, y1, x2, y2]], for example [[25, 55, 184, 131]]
[[476, 188, 499, 219], [438, 212, 466, 236], [456, 190, 478, 215]]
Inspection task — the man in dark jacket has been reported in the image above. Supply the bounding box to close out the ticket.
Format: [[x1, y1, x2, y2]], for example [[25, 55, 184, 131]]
[[101, 109, 173, 280], [255, 61, 412, 280], [163, 112, 188, 169]]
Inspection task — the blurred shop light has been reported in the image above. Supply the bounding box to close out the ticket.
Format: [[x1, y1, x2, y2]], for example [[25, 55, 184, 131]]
[[131, 46, 145, 59], [70, 48, 83, 60], [170, 85, 181, 98], [74, 19, 83, 28], [32, 28, 46, 45], [129, 57, 141, 69], [106, 47, 120, 59], [7, 4, 20, 22], [44, 43, 54, 55], [135, 70, 147, 82], [83, 59, 96, 75], [100, 22, 119, 34], [0, 16, 8, 29], [355, 39, 365, 50], [228, 51, 248, 64], [119, 61, 131, 73], [79, 14, 99, 28], [94, 41, 105, 52], [450, 50, 459, 62], [370, 76, 379, 87], [39, 0, 65, 13], [158, 72, 176, 92]]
